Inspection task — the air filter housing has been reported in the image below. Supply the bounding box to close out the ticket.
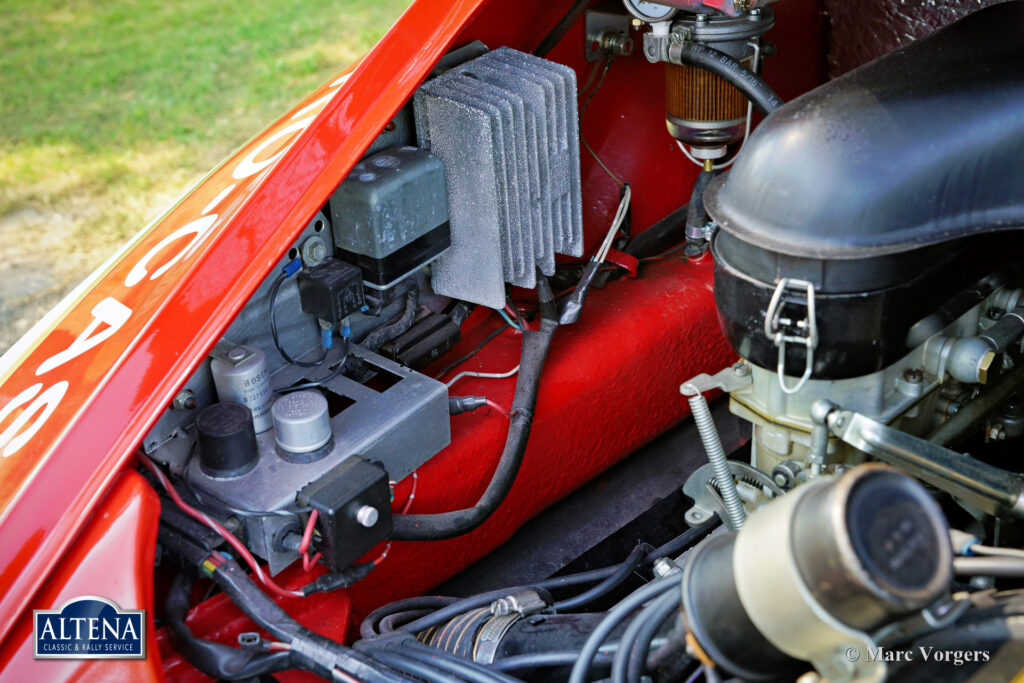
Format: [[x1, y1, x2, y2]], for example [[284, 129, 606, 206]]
[[413, 47, 583, 309]]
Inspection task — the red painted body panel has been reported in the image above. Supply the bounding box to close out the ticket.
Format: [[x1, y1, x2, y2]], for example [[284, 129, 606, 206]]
[[0, 0, 827, 678], [0, 470, 161, 682]]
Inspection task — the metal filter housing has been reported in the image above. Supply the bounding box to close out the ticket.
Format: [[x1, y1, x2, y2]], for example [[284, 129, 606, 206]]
[[665, 9, 773, 148], [272, 390, 332, 456]]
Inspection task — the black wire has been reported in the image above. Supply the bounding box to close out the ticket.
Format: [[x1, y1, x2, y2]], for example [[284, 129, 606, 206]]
[[367, 649, 463, 683], [275, 353, 349, 394], [489, 651, 614, 672], [580, 57, 613, 121], [614, 590, 681, 683], [534, 0, 590, 57], [398, 641, 521, 683], [646, 516, 720, 560], [506, 296, 529, 331], [361, 597, 460, 639], [554, 544, 648, 612], [432, 321, 511, 380], [269, 273, 327, 368]]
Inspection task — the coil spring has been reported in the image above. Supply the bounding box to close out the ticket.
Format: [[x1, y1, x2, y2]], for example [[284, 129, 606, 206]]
[[687, 391, 746, 530]]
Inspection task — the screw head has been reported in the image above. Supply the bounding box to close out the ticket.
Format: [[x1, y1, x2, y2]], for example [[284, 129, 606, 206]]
[[228, 348, 246, 361], [773, 472, 788, 487], [903, 368, 923, 383], [732, 361, 751, 377], [356, 505, 379, 528]]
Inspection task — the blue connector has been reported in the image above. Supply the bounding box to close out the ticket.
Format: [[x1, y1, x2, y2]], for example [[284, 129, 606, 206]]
[[282, 257, 302, 278], [321, 327, 333, 350]]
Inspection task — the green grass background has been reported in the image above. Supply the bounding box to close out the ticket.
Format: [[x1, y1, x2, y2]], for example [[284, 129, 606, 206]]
[[0, 0, 411, 351]]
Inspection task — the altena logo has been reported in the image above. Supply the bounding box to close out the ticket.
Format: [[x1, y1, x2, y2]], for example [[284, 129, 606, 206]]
[[34, 596, 144, 659]]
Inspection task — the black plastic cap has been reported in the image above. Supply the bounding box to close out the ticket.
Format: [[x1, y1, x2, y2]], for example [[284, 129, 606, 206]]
[[196, 402, 258, 478]]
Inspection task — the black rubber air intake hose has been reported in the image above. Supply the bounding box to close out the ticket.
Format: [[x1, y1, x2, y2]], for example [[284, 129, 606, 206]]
[[667, 42, 783, 116], [391, 315, 558, 540]]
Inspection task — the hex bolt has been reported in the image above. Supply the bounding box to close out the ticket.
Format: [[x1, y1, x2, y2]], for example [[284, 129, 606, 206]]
[[172, 389, 198, 410], [653, 558, 680, 578], [356, 505, 379, 528], [732, 361, 751, 377], [301, 236, 328, 267]]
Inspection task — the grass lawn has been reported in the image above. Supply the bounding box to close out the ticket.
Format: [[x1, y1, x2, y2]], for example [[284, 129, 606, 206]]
[[0, 0, 411, 351]]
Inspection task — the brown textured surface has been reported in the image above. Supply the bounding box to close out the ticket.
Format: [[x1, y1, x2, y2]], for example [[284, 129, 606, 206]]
[[825, 0, 1007, 76], [664, 62, 747, 121]]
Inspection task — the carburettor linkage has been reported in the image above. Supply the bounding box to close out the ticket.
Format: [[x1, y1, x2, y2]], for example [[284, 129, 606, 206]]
[[813, 399, 1024, 519]]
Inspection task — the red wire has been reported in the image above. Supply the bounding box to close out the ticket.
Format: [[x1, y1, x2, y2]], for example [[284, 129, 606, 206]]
[[504, 303, 530, 331], [138, 454, 303, 599], [299, 510, 322, 573], [400, 472, 418, 514], [485, 398, 510, 420]]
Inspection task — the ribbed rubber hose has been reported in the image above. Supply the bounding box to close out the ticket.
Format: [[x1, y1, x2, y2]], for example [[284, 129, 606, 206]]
[[390, 317, 558, 540], [667, 42, 783, 116]]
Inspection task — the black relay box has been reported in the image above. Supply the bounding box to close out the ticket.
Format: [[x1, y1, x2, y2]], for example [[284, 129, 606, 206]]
[[296, 258, 365, 326]]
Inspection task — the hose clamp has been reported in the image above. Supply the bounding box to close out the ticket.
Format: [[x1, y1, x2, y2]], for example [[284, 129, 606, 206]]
[[473, 612, 521, 665]]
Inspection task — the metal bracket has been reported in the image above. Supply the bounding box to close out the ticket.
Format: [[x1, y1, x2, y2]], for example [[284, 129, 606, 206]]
[[680, 362, 753, 397], [683, 460, 783, 526], [765, 278, 818, 395], [209, 339, 255, 367]]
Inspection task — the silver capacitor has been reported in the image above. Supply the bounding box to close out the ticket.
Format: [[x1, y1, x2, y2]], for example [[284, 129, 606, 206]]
[[272, 390, 332, 455], [210, 344, 273, 433]]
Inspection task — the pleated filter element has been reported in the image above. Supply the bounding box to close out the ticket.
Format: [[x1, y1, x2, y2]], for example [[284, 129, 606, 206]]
[[414, 47, 583, 309]]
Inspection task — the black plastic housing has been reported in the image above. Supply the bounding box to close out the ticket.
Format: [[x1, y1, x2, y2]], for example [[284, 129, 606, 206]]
[[711, 232, 1024, 379], [297, 456, 392, 572], [296, 258, 365, 327], [704, 1, 1024, 379], [381, 311, 461, 370]]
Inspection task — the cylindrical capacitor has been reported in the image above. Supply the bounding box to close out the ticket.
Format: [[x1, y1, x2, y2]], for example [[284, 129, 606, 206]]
[[196, 402, 259, 478], [272, 390, 333, 459], [210, 345, 273, 433]]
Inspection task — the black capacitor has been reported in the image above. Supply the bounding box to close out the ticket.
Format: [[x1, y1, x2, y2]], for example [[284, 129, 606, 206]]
[[196, 402, 258, 478]]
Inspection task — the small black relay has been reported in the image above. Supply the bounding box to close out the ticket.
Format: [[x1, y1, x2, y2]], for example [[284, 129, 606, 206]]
[[296, 258, 365, 326]]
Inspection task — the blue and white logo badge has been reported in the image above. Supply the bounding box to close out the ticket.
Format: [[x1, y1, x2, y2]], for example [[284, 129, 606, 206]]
[[34, 596, 145, 659]]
